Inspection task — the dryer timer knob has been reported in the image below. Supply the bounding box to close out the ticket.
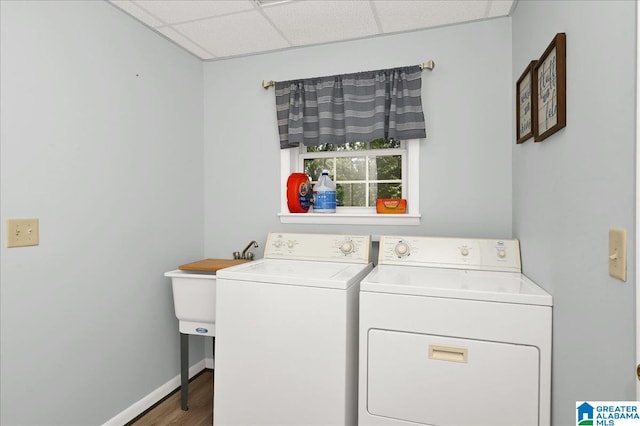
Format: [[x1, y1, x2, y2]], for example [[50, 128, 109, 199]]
[[394, 242, 410, 257], [340, 241, 354, 255]]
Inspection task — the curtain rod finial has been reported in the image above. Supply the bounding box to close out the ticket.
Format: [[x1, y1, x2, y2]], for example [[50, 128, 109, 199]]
[[420, 60, 435, 71], [262, 80, 275, 89]]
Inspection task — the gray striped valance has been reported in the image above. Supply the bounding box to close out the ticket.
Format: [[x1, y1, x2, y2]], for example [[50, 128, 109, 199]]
[[275, 65, 426, 149]]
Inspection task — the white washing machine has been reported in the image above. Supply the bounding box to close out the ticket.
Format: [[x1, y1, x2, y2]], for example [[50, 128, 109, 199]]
[[215, 232, 373, 426], [359, 236, 552, 426]]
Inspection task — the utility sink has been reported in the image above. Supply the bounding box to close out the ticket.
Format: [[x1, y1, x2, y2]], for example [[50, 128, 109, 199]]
[[165, 258, 253, 412], [164, 259, 251, 336]]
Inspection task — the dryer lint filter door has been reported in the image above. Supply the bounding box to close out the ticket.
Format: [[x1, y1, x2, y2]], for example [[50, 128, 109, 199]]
[[367, 329, 539, 425]]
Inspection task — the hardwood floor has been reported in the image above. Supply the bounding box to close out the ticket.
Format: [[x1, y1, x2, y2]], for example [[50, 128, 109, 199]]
[[129, 369, 213, 426]]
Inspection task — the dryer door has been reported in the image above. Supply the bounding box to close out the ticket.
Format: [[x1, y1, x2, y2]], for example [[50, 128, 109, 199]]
[[367, 329, 540, 426]]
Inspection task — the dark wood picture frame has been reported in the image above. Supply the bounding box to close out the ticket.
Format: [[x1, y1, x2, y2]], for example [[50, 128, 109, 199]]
[[532, 32, 566, 142], [516, 60, 537, 144]]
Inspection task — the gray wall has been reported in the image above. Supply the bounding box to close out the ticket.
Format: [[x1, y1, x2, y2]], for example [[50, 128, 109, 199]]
[[203, 17, 514, 257], [512, 1, 636, 424], [0, 1, 204, 425]]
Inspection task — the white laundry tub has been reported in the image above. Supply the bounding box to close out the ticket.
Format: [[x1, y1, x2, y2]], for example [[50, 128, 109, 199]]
[[165, 259, 250, 337], [164, 269, 217, 337]]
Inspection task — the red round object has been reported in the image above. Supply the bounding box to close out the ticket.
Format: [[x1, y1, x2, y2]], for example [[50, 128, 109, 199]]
[[287, 173, 311, 213]]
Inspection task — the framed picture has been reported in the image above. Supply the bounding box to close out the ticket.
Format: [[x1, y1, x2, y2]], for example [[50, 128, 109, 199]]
[[516, 60, 537, 144], [533, 32, 566, 142]]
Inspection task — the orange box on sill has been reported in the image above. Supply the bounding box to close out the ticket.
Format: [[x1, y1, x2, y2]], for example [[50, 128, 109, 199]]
[[376, 199, 407, 214]]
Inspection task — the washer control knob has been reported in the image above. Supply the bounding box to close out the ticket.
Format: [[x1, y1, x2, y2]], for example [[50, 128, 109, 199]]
[[497, 249, 507, 258], [460, 247, 470, 256], [273, 240, 282, 248], [394, 242, 410, 257], [340, 241, 354, 255], [287, 240, 295, 248]]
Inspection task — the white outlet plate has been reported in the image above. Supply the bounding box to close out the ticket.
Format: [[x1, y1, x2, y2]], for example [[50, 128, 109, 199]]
[[609, 228, 627, 281], [6, 218, 39, 248]]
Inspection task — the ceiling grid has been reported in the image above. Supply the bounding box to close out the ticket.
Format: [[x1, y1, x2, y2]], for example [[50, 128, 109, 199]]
[[109, 0, 514, 60]]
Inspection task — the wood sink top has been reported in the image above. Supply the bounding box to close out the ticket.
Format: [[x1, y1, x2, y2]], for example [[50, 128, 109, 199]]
[[178, 258, 251, 273]]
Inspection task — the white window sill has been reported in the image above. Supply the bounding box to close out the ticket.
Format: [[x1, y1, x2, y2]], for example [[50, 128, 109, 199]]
[[278, 212, 421, 225]]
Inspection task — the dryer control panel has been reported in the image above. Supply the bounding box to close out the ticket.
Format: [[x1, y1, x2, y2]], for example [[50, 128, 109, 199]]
[[378, 236, 521, 272], [265, 232, 371, 263]]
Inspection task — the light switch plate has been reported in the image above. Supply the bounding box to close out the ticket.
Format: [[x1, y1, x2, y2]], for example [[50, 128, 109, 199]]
[[6, 218, 39, 248], [609, 228, 627, 281]]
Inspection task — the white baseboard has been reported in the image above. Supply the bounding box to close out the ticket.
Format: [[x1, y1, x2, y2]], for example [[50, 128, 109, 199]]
[[205, 357, 214, 369], [102, 359, 207, 426]]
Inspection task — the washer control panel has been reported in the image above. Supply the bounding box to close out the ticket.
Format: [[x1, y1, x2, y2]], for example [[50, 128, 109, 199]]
[[379, 236, 521, 272], [265, 232, 371, 263]]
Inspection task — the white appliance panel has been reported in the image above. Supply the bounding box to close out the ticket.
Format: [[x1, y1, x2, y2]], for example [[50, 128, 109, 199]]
[[379, 235, 521, 272], [362, 265, 552, 306], [265, 232, 371, 263], [367, 330, 539, 426], [215, 277, 360, 426], [216, 258, 371, 289], [359, 291, 552, 361]]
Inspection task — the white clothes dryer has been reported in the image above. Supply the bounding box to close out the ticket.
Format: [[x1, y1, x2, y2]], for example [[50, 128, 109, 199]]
[[359, 236, 552, 426], [215, 232, 372, 426]]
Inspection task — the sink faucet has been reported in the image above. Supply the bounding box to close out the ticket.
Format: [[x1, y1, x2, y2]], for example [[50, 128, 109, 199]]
[[240, 240, 258, 260]]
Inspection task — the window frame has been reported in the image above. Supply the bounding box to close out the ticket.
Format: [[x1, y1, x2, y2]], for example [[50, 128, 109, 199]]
[[279, 139, 421, 225]]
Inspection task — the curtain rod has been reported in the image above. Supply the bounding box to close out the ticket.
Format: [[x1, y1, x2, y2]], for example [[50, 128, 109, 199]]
[[261, 60, 435, 90]]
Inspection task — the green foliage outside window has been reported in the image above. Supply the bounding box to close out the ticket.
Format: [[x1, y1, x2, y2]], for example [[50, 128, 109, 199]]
[[303, 138, 402, 207]]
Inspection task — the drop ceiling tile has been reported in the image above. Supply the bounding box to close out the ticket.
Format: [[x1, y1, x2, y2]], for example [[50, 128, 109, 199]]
[[156, 27, 215, 59], [263, 1, 379, 46], [111, 0, 514, 61], [110, 0, 163, 27], [133, 0, 255, 25], [174, 10, 290, 58], [373, 0, 489, 34], [487, 0, 513, 17]]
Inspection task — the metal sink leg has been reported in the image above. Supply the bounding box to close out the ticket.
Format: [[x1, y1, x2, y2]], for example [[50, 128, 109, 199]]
[[180, 333, 189, 411]]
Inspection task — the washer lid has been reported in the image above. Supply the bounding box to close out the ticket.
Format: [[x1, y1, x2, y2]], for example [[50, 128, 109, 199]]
[[216, 258, 373, 289], [361, 265, 552, 306]]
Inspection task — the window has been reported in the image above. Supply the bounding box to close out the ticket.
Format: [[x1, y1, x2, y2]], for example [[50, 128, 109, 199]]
[[280, 139, 421, 225], [302, 139, 404, 210]]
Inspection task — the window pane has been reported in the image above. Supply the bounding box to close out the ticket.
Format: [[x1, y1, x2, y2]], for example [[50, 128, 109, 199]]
[[304, 159, 334, 181], [336, 157, 366, 181], [368, 155, 402, 180], [369, 183, 402, 205], [302, 138, 405, 210], [338, 183, 366, 207]]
